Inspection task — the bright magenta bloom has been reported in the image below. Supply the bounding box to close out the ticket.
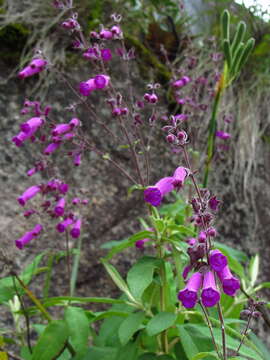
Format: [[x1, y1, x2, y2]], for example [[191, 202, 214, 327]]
[[79, 78, 97, 96], [178, 272, 202, 308], [69, 118, 80, 128], [172, 166, 189, 189], [15, 224, 43, 249], [54, 198, 65, 216], [217, 265, 240, 296], [18, 58, 47, 79], [144, 177, 174, 207], [172, 76, 190, 88], [56, 217, 73, 233], [201, 270, 220, 307], [52, 124, 71, 136], [20, 117, 44, 134], [44, 142, 61, 155], [17, 185, 41, 206], [209, 249, 228, 272], [94, 74, 110, 89], [70, 219, 81, 238]]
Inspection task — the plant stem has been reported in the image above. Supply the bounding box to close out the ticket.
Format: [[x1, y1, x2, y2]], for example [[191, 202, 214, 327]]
[[65, 230, 71, 294], [199, 301, 222, 359], [217, 301, 227, 360], [70, 236, 83, 297], [236, 307, 253, 355]]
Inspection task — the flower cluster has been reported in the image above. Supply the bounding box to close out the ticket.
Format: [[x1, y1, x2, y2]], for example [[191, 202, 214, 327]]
[[178, 249, 240, 308], [144, 166, 189, 207], [15, 180, 88, 249]]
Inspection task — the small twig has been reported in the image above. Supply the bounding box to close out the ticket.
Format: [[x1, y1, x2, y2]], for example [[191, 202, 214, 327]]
[[65, 230, 71, 294], [199, 301, 222, 359], [236, 309, 253, 355], [217, 302, 227, 360]]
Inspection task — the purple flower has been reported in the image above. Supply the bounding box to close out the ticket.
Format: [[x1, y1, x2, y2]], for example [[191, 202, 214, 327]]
[[135, 238, 151, 249], [73, 153, 81, 166], [101, 49, 112, 61], [44, 142, 61, 155], [15, 224, 43, 249], [182, 265, 192, 280], [209, 249, 228, 272], [17, 185, 41, 206], [56, 217, 73, 233], [201, 271, 220, 307], [178, 272, 202, 308], [144, 177, 174, 207], [54, 198, 65, 216], [198, 231, 207, 243], [217, 266, 240, 296], [215, 131, 231, 140], [79, 78, 97, 96], [20, 117, 44, 134], [94, 74, 110, 89], [12, 129, 36, 147], [172, 167, 189, 189], [59, 183, 69, 194], [52, 123, 71, 136], [208, 196, 221, 211], [172, 76, 190, 88], [111, 25, 122, 37], [69, 118, 80, 128], [72, 197, 81, 205], [70, 219, 81, 238], [100, 29, 113, 39], [18, 58, 47, 79]]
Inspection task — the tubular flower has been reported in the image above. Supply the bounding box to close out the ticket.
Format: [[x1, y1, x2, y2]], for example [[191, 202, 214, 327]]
[[70, 219, 81, 238], [20, 117, 44, 134], [44, 142, 61, 155], [94, 74, 110, 89], [52, 123, 71, 136], [209, 249, 228, 272], [54, 198, 65, 216], [79, 78, 97, 96], [172, 76, 191, 88], [56, 217, 73, 233], [144, 177, 174, 207], [15, 224, 43, 249], [178, 272, 202, 308], [201, 270, 220, 307], [18, 58, 47, 79], [172, 166, 189, 190], [217, 265, 240, 296], [17, 185, 41, 206]]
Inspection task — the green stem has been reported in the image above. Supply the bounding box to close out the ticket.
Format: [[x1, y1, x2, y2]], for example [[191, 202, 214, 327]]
[[43, 253, 55, 300], [203, 87, 222, 188], [70, 237, 83, 297]]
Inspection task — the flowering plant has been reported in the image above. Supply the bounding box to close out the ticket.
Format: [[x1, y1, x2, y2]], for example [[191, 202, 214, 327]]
[[0, 1, 269, 360]]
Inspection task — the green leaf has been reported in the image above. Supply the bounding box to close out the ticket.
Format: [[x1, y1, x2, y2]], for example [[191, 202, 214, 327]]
[[102, 259, 138, 303], [214, 242, 247, 262], [137, 353, 157, 360], [231, 21, 246, 54], [115, 341, 139, 360], [104, 231, 153, 260], [43, 296, 126, 307], [64, 307, 90, 356], [249, 254, 259, 287], [235, 38, 255, 73], [178, 326, 199, 359], [21, 253, 46, 283], [183, 324, 263, 360], [32, 320, 69, 360], [223, 39, 232, 69], [221, 9, 230, 41], [192, 352, 219, 360], [146, 312, 177, 336], [127, 256, 161, 300], [79, 346, 117, 360], [231, 42, 245, 76], [118, 311, 145, 345]]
